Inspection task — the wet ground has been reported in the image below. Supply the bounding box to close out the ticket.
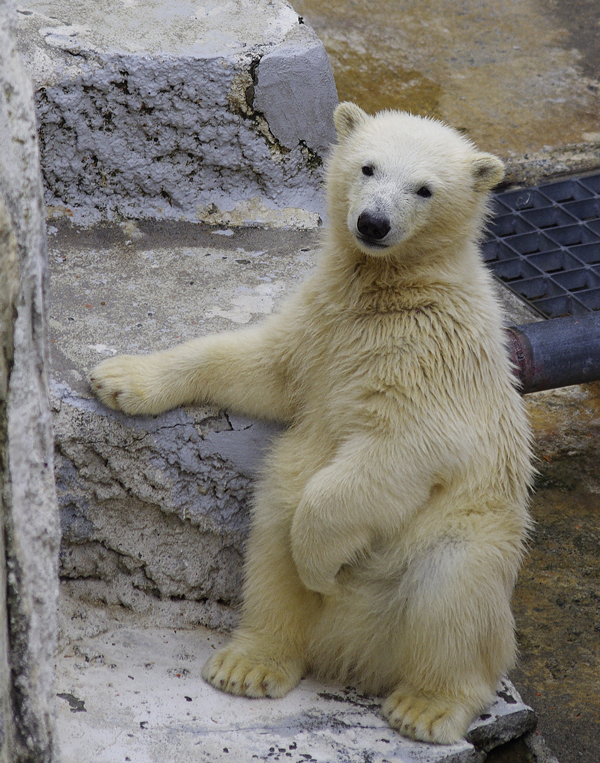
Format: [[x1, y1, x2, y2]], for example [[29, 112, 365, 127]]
[[508, 384, 600, 763], [295, 0, 600, 181]]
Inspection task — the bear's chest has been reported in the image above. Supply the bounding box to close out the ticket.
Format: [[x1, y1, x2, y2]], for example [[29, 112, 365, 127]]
[[296, 309, 424, 400]]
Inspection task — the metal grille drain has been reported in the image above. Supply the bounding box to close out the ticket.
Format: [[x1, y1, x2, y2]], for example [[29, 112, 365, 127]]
[[483, 174, 600, 318]]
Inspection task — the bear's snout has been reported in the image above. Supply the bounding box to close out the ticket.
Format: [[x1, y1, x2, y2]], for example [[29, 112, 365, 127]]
[[357, 211, 391, 244]]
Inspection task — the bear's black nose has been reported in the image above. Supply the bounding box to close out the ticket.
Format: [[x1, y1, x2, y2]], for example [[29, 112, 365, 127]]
[[357, 211, 391, 242]]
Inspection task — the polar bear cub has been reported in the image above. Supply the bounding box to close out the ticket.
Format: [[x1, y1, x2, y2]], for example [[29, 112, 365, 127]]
[[90, 103, 533, 744]]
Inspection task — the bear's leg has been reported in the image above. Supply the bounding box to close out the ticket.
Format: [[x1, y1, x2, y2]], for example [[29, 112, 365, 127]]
[[202, 522, 319, 698], [202, 442, 323, 698], [89, 325, 295, 420], [382, 535, 519, 744]]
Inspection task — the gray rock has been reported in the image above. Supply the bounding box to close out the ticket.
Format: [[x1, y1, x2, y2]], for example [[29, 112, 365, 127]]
[[0, 1, 60, 759]]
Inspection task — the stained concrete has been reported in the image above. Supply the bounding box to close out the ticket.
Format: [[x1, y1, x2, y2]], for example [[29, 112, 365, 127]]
[[55, 624, 535, 763], [15, 0, 338, 226], [293, 0, 600, 186]]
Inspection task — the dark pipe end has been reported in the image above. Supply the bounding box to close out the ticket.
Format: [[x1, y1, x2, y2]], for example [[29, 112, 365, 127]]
[[506, 313, 600, 394]]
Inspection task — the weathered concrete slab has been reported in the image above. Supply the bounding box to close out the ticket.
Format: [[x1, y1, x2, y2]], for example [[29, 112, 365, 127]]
[[15, 0, 338, 226], [55, 625, 536, 763], [49, 222, 318, 630], [0, 2, 60, 759]]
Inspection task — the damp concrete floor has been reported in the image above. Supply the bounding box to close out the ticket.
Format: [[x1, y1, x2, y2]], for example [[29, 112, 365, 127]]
[[510, 385, 600, 763], [294, 0, 600, 186]]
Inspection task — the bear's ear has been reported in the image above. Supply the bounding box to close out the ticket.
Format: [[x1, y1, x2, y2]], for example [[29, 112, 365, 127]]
[[334, 102, 369, 140], [471, 152, 505, 192]]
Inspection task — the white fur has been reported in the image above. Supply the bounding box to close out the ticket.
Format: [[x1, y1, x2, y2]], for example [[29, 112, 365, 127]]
[[90, 103, 533, 744]]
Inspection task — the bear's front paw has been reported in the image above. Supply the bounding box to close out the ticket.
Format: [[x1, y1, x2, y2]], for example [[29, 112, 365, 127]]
[[89, 355, 155, 415], [202, 643, 303, 699], [383, 687, 475, 744]]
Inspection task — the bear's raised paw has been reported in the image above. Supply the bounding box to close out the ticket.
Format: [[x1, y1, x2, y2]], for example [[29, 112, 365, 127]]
[[90, 355, 159, 415]]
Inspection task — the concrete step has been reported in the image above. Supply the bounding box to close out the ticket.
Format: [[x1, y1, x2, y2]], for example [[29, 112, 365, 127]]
[[50, 220, 320, 631], [16, 0, 338, 226], [55, 621, 536, 763]]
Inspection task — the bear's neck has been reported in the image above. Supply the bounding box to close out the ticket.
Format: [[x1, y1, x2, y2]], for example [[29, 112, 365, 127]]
[[319, 226, 483, 313]]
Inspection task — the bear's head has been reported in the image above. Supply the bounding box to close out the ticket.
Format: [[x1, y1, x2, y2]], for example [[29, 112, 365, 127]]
[[326, 103, 504, 261]]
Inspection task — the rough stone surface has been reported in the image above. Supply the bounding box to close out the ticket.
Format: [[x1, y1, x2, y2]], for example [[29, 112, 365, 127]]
[[53, 385, 280, 632], [15, 0, 338, 226], [49, 222, 317, 630], [0, 193, 19, 763], [54, 625, 536, 763], [0, 1, 60, 759]]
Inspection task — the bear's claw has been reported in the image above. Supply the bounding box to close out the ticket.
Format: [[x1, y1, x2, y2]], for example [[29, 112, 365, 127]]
[[202, 644, 302, 699], [382, 688, 476, 744], [89, 355, 152, 414]]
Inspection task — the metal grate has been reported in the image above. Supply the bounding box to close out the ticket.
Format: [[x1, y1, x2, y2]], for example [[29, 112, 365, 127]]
[[482, 174, 600, 318]]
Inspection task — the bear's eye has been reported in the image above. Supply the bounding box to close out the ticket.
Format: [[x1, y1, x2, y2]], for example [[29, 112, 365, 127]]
[[361, 165, 374, 177], [416, 185, 432, 198]]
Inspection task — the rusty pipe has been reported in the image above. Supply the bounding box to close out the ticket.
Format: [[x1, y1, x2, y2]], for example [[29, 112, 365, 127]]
[[506, 313, 600, 394]]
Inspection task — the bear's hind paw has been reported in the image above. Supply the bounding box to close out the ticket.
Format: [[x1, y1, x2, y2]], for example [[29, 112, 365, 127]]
[[382, 687, 477, 744], [202, 644, 302, 699]]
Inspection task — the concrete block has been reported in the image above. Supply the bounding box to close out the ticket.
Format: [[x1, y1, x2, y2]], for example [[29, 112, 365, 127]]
[[49, 221, 317, 630], [55, 626, 536, 763], [15, 0, 338, 226]]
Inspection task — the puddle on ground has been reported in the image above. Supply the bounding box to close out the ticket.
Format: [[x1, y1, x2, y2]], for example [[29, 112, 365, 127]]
[[318, 43, 442, 119]]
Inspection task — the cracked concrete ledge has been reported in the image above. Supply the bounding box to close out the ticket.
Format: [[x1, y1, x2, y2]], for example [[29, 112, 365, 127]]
[[503, 143, 600, 188], [55, 626, 536, 763], [49, 222, 317, 632], [53, 381, 283, 632], [15, 0, 338, 227]]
